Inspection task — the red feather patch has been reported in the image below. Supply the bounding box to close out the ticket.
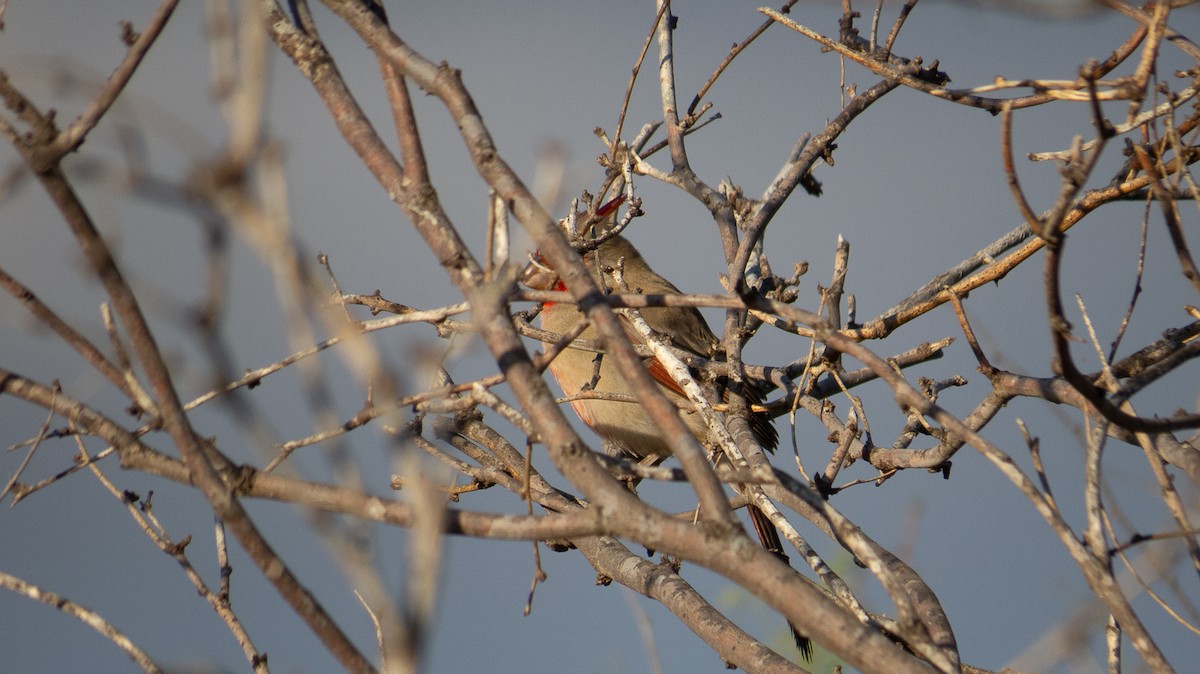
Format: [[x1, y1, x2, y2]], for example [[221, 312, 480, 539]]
[[645, 355, 688, 398]]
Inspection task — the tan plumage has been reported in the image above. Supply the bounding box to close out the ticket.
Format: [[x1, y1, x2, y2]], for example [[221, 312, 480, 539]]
[[539, 234, 722, 458], [527, 228, 811, 660]]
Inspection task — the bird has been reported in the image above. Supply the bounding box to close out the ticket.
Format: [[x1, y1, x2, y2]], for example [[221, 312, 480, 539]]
[[524, 202, 813, 661]]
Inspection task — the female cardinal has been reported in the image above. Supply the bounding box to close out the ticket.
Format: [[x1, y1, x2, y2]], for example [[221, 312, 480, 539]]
[[524, 213, 812, 660]]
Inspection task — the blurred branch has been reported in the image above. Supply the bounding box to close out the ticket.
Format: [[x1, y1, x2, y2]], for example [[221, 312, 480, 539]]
[[37, 0, 180, 167], [1, 6, 376, 669]]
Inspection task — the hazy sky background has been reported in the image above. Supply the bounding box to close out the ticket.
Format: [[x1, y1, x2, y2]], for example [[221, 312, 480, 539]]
[[2, 1, 1198, 672]]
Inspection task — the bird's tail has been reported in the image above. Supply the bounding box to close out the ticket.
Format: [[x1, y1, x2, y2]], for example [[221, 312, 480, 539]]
[[747, 504, 813, 662]]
